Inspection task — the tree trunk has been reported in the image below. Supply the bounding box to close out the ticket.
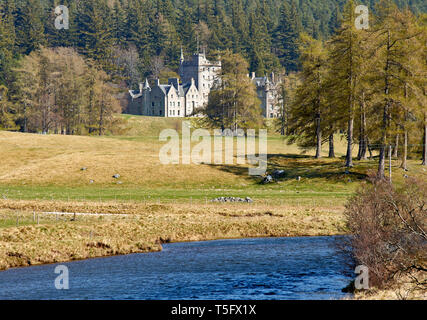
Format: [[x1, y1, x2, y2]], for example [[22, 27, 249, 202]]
[[360, 97, 368, 160], [357, 94, 367, 161], [378, 103, 389, 179], [378, 144, 386, 179], [422, 112, 427, 166], [393, 134, 399, 158], [368, 143, 373, 160], [378, 30, 391, 180], [315, 115, 322, 159], [400, 129, 408, 170], [345, 117, 354, 167], [328, 133, 335, 158]]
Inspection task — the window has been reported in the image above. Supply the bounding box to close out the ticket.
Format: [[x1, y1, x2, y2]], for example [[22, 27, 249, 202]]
[[152, 102, 155, 107], [178, 110, 180, 116], [159, 110, 162, 116], [178, 102, 180, 107]]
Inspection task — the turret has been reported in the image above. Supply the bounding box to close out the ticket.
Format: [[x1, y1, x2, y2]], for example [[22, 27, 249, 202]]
[[180, 47, 184, 64], [143, 78, 150, 91]]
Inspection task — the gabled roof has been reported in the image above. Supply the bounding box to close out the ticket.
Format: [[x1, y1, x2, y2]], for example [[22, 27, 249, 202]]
[[129, 90, 142, 99], [158, 84, 171, 95], [253, 77, 268, 87]]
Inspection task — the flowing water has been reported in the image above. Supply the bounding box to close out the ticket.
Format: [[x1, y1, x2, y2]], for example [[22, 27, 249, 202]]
[[0, 236, 352, 300]]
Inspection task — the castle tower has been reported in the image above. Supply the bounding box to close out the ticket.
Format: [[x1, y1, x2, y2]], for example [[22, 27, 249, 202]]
[[142, 79, 151, 115], [179, 49, 221, 106]]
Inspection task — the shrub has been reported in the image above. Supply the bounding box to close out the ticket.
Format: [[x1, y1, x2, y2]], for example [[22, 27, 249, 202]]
[[344, 176, 426, 290]]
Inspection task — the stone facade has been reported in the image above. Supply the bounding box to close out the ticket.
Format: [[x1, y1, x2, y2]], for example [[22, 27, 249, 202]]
[[250, 72, 281, 119], [128, 50, 282, 118], [128, 50, 221, 118]]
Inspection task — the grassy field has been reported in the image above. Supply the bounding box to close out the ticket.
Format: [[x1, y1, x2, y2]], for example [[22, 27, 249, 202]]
[[3, 115, 424, 204], [0, 115, 426, 276]]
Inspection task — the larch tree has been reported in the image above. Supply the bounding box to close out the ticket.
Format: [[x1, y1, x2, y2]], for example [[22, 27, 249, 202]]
[[202, 51, 262, 132], [326, 0, 367, 168], [288, 34, 329, 158], [367, 1, 423, 178]]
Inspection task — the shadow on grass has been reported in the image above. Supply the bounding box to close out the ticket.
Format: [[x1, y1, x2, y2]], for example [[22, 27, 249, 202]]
[[205, 153, 369, 183]]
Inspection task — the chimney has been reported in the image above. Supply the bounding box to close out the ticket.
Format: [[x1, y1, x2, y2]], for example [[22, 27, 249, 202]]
[[156, 79, 160, 86], [139, 83, 144, 93], [191, 77, 195, 86], [271, 72, 275, 83], [251, 72, 256, 80]]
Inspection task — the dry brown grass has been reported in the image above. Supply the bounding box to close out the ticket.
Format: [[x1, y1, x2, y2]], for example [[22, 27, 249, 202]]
[[353, 274, 427, 300], [0, 199, 346, 271], [0, 129, 350, 188]]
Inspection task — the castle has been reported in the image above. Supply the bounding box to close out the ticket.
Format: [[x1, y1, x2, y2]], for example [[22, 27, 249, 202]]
[[127, 50, 281, 119]]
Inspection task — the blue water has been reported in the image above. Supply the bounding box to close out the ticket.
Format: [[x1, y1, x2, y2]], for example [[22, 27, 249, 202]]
[[0, 236, 352, 300]]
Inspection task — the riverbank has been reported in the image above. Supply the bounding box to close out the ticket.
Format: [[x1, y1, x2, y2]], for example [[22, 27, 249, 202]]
[[353, 276, 427, 300], [0, 199, 346, 271]]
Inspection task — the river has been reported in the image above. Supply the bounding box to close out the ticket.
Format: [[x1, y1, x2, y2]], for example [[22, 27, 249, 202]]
[[0, 236, 352, 300]]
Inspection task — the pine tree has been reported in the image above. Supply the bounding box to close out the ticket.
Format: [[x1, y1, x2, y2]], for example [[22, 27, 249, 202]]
[[75, 0, 114, 72], [274, 0, 302, 72], [14, 0, 45, 55]]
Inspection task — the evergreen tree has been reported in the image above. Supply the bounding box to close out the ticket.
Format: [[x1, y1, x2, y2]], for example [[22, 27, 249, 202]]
[[274, 0, 302, 72], [14, 0, 45, 55], [75, 0, 114, 72]]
